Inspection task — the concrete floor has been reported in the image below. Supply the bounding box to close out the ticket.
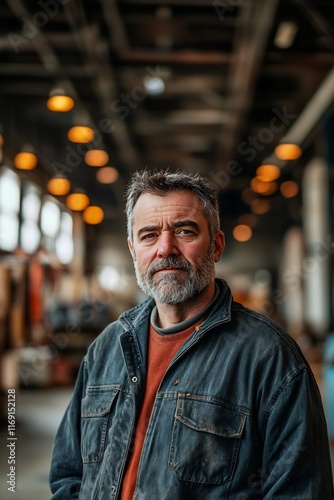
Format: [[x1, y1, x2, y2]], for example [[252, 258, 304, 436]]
[[0, 387, 72, 500], [0, 387, 333, 499]]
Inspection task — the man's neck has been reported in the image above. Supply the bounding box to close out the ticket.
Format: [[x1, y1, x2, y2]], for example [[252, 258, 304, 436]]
[[154, 281, 216, 329]]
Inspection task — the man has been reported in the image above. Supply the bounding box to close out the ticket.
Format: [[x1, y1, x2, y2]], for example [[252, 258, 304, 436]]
[[50, 169, 334, 499]]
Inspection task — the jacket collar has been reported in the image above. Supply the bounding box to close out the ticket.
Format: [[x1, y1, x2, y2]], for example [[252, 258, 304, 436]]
[[119, 278, 232, 335]]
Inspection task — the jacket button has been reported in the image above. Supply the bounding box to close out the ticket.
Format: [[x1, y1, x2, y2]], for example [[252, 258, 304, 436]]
[[132, 376, 138, 383], [173, 379, 180, 386]]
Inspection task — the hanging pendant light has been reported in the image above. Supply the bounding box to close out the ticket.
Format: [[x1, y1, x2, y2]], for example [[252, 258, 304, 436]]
[[85, 149, 109, 167], [83, 206, 104, 225], [47, 176, 71, 196], [256, 164, 280, 182], [68, 126, 94, 143], [14, 144, 38, 170], [96, 166, 118, 184], [47, 85, 75, 112], [66, 191, 90, 211], [275, 143, 302, 161]]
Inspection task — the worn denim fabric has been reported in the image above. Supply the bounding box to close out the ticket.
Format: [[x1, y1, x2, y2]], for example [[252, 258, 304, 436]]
[[49, 279, 334, 499]]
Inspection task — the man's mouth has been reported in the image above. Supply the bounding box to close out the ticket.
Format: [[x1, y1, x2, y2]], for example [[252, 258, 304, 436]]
[[149, 259, 190, 277], [156, 267, 185, 272]]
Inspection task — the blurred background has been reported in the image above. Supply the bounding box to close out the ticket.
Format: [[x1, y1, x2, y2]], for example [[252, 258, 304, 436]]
[[0, 0, 334, 497]]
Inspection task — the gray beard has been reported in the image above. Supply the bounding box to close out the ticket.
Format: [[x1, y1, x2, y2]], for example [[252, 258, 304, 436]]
[[133, 244, 216, 304]]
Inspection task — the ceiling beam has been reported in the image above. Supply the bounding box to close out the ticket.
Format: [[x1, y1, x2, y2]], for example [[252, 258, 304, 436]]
[[278, 64, 334, 150], [5, 0, 59, 72], [213, 0, 279, 173], [120, 0, 224, 5], [117, 49, 231, 65], [292, 0, 334, 50], [99, 0, 130, 51], [63, 0, 140, 172], [0, 63, 93, 78]]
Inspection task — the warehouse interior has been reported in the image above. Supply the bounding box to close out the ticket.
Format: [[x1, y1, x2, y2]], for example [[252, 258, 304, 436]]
[[0, 0, 334, 497]]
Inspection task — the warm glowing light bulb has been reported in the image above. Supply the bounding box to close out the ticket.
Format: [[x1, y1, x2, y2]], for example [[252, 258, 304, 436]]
[[233, 224, 252, 242], [256, 164, 280, 182], [66, 192, 90, 211], [275, 143, 302, 160], [68, 126, 94, 143], [280, 180, 299, 198], [83, 206, 104, 225], [96, 166, 119, 184], [85, 149, 109, 167], [47, 94, 74, 112], [251, 177, 277, 195], [14, 151, 38, 170], [47, 177, 71, 196]]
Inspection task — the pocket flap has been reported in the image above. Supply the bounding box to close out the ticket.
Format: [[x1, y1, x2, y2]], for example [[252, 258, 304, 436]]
[[176, 395, 246, 438], [81, 386, 120, 417]]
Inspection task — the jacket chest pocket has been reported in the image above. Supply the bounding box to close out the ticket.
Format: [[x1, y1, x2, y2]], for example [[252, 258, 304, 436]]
[[168, 394, 246, 485], [81, 386, 120, 464]]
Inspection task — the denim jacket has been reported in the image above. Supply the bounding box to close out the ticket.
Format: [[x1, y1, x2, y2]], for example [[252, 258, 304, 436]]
[[50, 279, 334, 499]]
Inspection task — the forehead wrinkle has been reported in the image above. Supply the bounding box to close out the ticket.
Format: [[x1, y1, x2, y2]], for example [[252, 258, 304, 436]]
[[136, 219, 200, 239], [132, 191, 207, 236], [133, 203, 204, 227]]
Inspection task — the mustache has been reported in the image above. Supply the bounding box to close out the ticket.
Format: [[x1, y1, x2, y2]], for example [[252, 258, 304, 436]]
[[147, 257, 192, 274]]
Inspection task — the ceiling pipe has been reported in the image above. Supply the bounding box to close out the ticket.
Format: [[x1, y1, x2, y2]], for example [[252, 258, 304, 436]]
[[278, 64, 334, 149], [214, 0, 279, 172], [252, 64, 334, 177]]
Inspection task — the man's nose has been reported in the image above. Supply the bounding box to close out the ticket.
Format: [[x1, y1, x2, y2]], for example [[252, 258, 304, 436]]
[[157, 232, 179, 258]]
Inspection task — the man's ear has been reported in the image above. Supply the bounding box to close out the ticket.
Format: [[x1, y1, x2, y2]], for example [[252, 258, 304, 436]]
[[128, 238, 135, 260], [214, 230, 225, 262]]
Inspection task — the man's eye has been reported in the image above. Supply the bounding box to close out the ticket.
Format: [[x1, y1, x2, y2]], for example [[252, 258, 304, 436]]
[[179, 229, 194, 235], [142, 233, 155, 240]]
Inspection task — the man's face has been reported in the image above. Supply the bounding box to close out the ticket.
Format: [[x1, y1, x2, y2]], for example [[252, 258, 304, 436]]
[[128, 190, 224, 304]]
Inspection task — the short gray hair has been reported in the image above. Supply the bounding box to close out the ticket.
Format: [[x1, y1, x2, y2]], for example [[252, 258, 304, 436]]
[[125, 169, 220, 242]]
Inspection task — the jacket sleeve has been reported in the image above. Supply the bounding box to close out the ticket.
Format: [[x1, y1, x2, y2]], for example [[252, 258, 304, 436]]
[[259, 367, 334, 499], [49, 357, 87, 499]]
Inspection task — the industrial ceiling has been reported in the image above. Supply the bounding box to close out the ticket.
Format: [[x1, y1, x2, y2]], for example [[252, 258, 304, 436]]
[[1, 0, 334, 271]]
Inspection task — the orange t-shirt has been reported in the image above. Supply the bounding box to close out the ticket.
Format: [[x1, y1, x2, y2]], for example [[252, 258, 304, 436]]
[[120, 319, 202, 499]]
